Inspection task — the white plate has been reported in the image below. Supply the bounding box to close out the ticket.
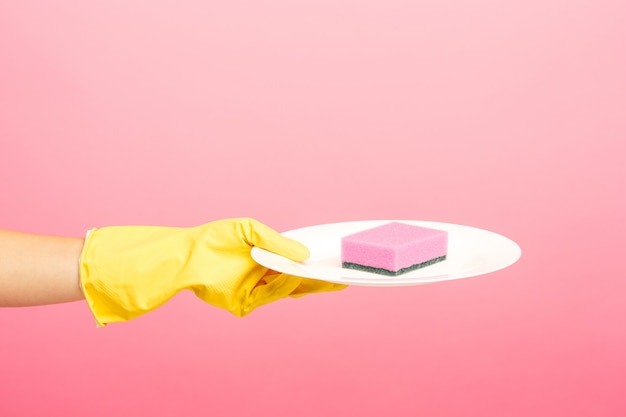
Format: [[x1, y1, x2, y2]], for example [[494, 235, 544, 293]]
[[251, 220, 521, 286]]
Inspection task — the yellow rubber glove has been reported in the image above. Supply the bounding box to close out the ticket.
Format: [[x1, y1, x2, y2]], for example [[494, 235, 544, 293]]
[[79, 218, 345, 326]]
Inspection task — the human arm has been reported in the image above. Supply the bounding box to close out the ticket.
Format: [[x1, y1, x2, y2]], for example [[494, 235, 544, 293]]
[[0, 229, 85, 306], [1, 219, 345, 325]]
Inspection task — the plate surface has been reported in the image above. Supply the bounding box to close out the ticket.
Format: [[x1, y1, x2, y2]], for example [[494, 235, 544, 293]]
[[251, 220, 522, 286]]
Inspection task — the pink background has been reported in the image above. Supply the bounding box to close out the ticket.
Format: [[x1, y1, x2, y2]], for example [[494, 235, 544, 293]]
[[1, 0, 625, 415]]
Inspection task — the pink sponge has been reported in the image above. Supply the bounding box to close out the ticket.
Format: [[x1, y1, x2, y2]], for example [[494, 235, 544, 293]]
[[341, 222, 448, 276]]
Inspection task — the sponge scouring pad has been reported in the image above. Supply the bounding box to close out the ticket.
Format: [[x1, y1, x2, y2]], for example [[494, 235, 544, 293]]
[[341, 222, 448, 276]]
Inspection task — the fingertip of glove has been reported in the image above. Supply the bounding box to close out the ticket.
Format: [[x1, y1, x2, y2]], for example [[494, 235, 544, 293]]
[[287, 239, 310, 262], [238, 217, 310, 262]]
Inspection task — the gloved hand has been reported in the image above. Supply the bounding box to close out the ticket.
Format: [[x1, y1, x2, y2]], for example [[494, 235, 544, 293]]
[[79, 218, 345, 326]]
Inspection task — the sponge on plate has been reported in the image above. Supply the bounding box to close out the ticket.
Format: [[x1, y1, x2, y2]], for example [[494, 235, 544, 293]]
[[341, 222, 448, 276]]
